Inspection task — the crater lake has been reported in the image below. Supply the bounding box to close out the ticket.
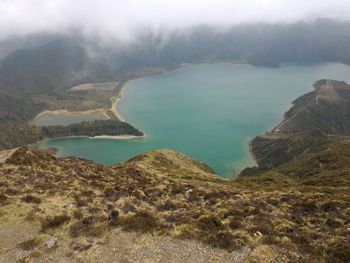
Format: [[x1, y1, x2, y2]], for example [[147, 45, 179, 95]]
[[39, 63, 350, 177]]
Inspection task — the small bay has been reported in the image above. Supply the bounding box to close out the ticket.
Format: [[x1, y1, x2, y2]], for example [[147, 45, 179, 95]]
[[39, 63, 350, 177]]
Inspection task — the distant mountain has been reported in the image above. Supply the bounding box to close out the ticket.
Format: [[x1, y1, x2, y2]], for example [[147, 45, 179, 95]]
[[0, 33, 61, 59], [0, 37, 88, 95], [2, 20, 350, 97]]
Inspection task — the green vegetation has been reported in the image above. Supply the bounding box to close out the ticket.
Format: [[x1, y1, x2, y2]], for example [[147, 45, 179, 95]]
[[81, 99, 96, 107], [41, 214, 71, 230], [41, 119, 143, 138], [0, 119, 143, 150]]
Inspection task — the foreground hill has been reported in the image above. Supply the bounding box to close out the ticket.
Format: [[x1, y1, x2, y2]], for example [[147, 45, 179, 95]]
[[0, 146, 349, 262]]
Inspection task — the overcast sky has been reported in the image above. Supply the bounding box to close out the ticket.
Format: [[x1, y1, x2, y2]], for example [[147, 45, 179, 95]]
[[0, 0, 350, 39]]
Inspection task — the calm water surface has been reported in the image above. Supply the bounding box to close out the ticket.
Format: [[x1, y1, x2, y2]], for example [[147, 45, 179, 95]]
[[39, 63, 350, 177]]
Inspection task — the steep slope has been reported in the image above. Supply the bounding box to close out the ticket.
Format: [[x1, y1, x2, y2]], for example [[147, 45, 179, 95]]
[[0, 83, 42, 124], [0, 82, 44, 150], [0, 147, 349, 262]]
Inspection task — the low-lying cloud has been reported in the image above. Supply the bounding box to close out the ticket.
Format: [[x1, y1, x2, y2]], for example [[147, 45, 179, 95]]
[[0, 0, 350, 39]]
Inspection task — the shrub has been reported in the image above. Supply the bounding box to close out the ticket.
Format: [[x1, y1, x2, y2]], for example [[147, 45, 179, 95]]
[[69, 220, 106, 238], [5, 188, 20, 195], [74, 197, 87, 207], [108, 210, 119, 227], [325, 218, 343, 228], [197, 216, 224, 232], [0, 194, 8, 204], [248, 222, 273, 235], [104, 187, 116, 197], [17, 239, 37, 250], [321, 201, 338, 213], [228, 218, 242, 230], [25, 210, 37, 221], [73, 209, 83, 220], [41, 214, 70, 230], [165, 214, 192, 224], [121, 202, 136, 213], [21, 195, 41, 204], [248, 245, 275, 263], [298, 200, 318, 213], [121, 212, 159, 233], [206, 232, 243, 251], [69, 221, 88, 237], [157, 200, 176, 211], [326, 242, 350, 263]]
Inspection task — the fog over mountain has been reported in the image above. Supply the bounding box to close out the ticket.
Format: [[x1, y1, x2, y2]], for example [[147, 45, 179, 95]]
[[0, 0, 350, 40], [1, 0, 350, 149]]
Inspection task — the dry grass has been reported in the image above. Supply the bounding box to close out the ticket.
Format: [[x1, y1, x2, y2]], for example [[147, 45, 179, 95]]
[[0, 147, 349, 262]]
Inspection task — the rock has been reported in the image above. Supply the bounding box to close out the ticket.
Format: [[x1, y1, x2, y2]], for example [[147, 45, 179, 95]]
[[45, 237, 58, 248], [185, 189, 193, 195], [254, 231, 263, 237], [72, 238, 101, 251]]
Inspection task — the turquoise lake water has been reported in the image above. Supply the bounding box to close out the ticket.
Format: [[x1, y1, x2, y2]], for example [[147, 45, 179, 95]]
[[39, 63, 350, 177]]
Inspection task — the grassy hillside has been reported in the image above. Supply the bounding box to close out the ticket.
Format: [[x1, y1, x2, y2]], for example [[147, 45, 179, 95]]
[[0, 146, 349, 262]]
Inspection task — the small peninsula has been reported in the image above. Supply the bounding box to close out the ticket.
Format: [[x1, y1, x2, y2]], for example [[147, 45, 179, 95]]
[[242, 79, 350, 175]]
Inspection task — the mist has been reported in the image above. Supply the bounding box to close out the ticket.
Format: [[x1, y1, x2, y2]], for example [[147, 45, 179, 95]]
[[1, 0, 350, 40]]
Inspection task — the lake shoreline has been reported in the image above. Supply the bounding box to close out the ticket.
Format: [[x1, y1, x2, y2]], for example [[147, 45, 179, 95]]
[[40, 134, 146, 142], [92, 134, 146, 140]]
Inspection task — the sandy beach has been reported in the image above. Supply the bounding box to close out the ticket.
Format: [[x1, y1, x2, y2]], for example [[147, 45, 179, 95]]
[[32, 108, 108, 119], [111, 94, 126, 122], [91, 134, 146, 140]]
